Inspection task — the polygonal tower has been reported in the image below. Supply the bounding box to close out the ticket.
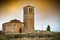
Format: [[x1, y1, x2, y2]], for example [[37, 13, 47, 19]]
[[23, 5, 34, 33]]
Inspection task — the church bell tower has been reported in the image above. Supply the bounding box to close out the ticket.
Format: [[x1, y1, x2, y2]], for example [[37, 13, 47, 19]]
[[23, 5, 34, 33]]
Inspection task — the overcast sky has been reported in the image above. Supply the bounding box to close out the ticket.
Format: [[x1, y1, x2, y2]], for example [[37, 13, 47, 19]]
[[0, 0, 60, 32]]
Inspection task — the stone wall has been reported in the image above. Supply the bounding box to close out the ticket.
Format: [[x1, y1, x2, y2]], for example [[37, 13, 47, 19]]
[[9, 38, 60, 40], [6, 32, 60, 40]]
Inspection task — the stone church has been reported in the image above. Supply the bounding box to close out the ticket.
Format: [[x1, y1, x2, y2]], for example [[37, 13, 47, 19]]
[[2, 5, 34, 34]]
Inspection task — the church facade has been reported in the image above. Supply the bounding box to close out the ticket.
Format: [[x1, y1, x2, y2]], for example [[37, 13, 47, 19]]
[[2, 5, 34, 34]]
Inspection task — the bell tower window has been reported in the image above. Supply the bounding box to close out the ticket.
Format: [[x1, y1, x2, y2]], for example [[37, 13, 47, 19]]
[[29, 8, 33, 13]]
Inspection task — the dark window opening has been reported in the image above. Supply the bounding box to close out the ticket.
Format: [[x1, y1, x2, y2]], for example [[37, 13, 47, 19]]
[[29, 8, 33, 12], [19, 28, 22, 33]]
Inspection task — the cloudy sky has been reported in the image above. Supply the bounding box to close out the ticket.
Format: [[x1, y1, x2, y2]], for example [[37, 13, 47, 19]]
[[0, 0, 60, 32]]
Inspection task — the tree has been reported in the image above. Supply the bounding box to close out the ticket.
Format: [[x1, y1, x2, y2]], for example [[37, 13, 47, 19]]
[[46, 25, 50, 32]]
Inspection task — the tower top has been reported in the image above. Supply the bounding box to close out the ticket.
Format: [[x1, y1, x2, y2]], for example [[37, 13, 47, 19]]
[[23, 5, 34, 8]]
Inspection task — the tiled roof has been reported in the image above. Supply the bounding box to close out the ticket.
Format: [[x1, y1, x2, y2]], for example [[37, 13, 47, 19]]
[[10, 19, 21, 23]]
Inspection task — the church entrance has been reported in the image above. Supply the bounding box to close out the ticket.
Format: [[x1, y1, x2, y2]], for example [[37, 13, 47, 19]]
[[19, 28, 22, 33]]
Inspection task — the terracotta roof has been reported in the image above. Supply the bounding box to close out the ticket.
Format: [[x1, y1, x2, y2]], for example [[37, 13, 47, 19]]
[[10, 19, 21, 23]]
